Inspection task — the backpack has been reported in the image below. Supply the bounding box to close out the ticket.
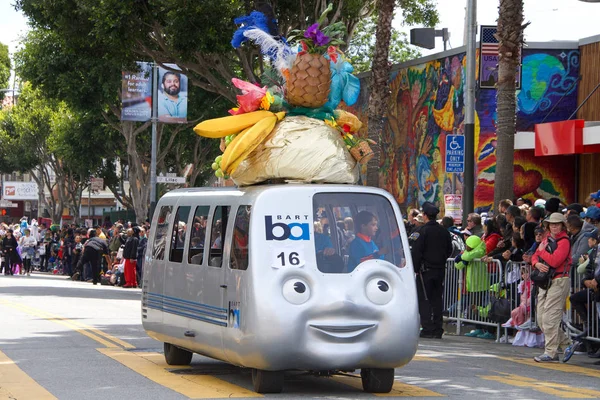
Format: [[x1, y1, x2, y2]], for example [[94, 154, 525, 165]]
[[449, 231, 466, 258]]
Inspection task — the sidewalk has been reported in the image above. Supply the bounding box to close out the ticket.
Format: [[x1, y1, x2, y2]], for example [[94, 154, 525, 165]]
[[429, 329, 600, 369]]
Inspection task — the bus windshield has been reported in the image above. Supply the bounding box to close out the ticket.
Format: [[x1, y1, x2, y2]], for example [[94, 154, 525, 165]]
[[313, 192, 405, 273]]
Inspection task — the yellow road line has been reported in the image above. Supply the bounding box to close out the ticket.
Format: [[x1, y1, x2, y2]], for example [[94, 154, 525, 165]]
[[499, 356, 600, 379], [99, 348, 262, 398], [480, 372, 599, 398], [0, 299, 134, 349], [331, 375, 445, 397], [412, 355, 447, 363], [0, 350, 57, 400]]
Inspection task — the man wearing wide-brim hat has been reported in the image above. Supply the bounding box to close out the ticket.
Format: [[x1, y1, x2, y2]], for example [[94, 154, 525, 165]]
[[532, 212, 572, 362]]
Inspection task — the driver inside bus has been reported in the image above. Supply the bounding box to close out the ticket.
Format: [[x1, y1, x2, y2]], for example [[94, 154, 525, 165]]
[[347, 210, 387, 272]]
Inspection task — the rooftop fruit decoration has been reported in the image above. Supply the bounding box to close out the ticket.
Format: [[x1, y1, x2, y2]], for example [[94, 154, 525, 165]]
[[195, 4, 373, 183]]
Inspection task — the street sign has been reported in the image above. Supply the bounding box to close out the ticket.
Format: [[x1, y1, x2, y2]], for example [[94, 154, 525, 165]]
[[91, 178, 104, 191], [445, 135, 465, 173], [0, 200, 18, 208], [444, 194, 463, 225], [157, 176, 186, 184]]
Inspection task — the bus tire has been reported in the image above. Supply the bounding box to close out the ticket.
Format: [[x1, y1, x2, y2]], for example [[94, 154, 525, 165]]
[[360, 368, 394, 393], [252, 369, 284, 393], [163, 343, 193, 366]]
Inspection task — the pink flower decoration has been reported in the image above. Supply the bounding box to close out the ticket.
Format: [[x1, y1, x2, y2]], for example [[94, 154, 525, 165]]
[[228, 78, 267, 115], [327, 46, 338, 63]]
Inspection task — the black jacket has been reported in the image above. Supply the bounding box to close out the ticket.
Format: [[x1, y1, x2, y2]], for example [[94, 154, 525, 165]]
[[137, 236, 147, 259], [409, 221, 453, 270], [84, 237, 109, 254], [2, 236, 20, 262], [123, 236, 139, 260]]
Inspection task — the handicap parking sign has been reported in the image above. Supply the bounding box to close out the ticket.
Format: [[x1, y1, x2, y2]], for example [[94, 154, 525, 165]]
[[445, 135, 465, 173]]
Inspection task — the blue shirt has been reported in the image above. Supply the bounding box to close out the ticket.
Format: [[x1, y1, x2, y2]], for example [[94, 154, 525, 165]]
[[315, 233, 333, 253], [158, 92, 187, 119], [347, 235, 382, 272]]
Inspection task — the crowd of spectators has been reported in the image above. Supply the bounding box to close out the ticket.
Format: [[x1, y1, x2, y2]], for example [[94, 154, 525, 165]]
[[1, 217, 149, 288]]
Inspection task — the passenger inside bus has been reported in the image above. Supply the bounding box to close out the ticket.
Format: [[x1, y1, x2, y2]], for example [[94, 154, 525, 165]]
[[314, 221, 345, 273], [347, 211, 387, 272]]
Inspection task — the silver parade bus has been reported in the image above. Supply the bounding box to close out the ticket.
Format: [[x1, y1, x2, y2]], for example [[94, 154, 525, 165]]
[[142, 184, 419, 393]]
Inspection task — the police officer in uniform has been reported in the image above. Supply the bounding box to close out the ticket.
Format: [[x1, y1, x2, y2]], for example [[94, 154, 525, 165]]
[[409, 202, 453, 339]]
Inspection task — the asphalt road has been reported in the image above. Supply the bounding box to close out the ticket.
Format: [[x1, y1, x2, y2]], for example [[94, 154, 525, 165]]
[[1, 273, 599, 399]]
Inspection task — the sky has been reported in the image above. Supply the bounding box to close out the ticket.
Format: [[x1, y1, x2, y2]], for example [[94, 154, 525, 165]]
[[394, 0, 600, 55], [1, 0, 600, 74]]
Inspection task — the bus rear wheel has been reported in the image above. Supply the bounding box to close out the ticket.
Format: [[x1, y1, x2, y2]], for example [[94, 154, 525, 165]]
[[252, 369, 284, 393], [163, 343, 193, 366], [360, 368, 394, 393]]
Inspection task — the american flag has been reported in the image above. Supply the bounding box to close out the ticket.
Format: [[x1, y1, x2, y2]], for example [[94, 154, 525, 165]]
[[481, 26, 498, 55]]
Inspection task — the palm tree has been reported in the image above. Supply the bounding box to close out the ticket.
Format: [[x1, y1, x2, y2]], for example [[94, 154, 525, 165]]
[[493, 0, 528, 210], [367, 0, 396, 187]]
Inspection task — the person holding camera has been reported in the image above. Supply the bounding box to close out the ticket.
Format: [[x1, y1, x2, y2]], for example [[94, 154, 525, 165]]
[[531, 213, 572, 362]]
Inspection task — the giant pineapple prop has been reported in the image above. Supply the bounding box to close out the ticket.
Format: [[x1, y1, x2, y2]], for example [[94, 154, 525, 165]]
[[287, 53, 331, 108]]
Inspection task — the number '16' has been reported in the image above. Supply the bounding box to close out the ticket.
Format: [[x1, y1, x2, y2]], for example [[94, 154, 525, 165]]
[[277, 251, 300, 266]]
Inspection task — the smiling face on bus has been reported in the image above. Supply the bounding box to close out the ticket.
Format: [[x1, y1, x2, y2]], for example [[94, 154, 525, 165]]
[[250, 190, 417, 368]]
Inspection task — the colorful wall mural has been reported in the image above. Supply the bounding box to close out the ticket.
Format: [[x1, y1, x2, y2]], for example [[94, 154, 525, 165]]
[[345, 47, 580, 214]]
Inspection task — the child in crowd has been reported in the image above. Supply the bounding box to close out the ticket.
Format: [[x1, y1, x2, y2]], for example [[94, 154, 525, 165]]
[[510, 266, 544, 348], [454, 236, 492, 339]]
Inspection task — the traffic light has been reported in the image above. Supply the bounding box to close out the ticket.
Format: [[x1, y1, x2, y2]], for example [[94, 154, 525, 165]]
[[1, 209, 6, 216]]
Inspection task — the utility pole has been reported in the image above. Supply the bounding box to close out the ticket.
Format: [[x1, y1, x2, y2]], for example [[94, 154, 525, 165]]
[[150, 63, 158, 221], [462, 0, 477, 227]]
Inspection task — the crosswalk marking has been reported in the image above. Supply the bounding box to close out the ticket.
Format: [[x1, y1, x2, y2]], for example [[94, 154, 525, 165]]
[[99, 348, 262, 398], [479, 372, 600, 398], [0, 350, 57, 400], [500, 356, 600, 379], [331, 374, 445, 397]]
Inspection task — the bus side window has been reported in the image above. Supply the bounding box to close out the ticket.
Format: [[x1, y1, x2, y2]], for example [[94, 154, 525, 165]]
[[152, 205, 173, 260], [230, 205, 251, 270], [169, 206, 191, 263], [209, 206, 230, 268], [188, 206, 210, 265]]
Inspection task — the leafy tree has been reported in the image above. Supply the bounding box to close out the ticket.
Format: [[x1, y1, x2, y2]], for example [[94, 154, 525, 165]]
[[346, 16, 421, 73], [494, 0, 528, 210], [15, 26, 224, 223], [15, 0, 381, 102], [14, 0, 439, 215], [0, 42, 10, 101]]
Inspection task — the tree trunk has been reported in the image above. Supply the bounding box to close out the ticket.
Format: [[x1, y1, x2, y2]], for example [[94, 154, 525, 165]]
[[366, 0, 395, 187], [121, 122, 151, 225], [493, 0, 525, 211]]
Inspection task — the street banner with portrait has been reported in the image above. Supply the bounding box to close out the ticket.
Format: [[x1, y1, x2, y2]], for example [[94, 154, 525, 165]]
[[121, 62, 153, 122], [158, 64, 188, 123]]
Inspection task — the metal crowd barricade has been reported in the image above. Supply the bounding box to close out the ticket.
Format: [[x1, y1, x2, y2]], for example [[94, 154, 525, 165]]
[[495, 260, 600, 346], [443, 258, 504, 341], [566, 261, 600, 344]]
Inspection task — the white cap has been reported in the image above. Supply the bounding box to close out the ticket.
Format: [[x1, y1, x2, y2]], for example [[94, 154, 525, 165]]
[[534, 199, 546, 207]]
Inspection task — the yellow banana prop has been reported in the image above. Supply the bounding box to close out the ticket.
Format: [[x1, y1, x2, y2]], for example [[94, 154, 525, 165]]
[[221, 113, 284, 174], [193, 110, 275, 138]]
